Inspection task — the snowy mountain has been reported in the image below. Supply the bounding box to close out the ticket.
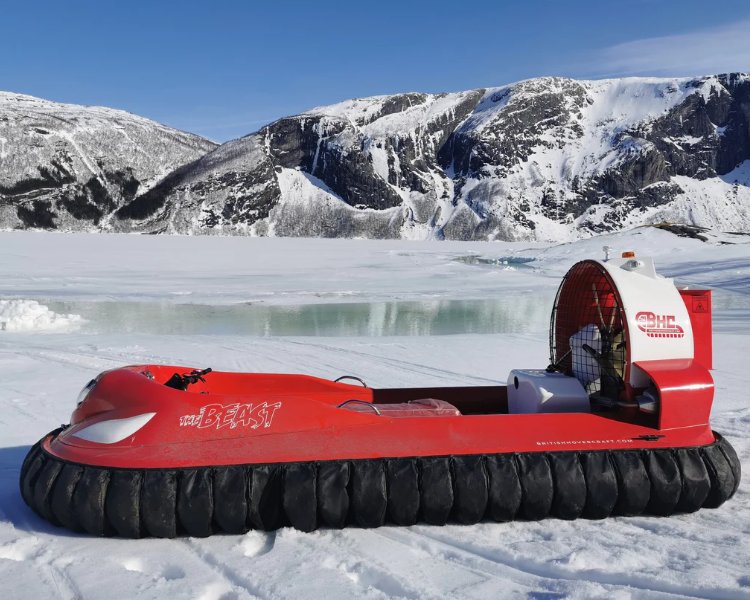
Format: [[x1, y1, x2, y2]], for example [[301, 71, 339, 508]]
[[114, 73, 750, 241], [3, 74, 750, 240], [0, 92, 216, 230]]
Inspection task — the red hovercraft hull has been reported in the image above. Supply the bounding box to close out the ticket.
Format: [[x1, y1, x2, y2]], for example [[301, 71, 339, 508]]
[[20, 364, 740, 538], [19, 255, 741, 537], [46, 366, 722, 467]]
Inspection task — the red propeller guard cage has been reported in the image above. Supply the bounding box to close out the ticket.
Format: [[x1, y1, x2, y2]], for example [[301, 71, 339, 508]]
[[550, 260, 630, 394]]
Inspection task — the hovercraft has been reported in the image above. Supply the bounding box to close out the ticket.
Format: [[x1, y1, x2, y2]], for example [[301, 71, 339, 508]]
[[20, 253, 740, 537]]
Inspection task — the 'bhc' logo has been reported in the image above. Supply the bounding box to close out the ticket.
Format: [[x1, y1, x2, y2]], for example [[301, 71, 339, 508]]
[[635, 312, 685, 338]]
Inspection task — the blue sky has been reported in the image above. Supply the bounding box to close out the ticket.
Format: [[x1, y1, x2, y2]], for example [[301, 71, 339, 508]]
[[2, 0, 748, 141]]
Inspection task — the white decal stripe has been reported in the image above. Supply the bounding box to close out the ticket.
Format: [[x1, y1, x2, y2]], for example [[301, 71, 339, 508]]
[[71, 412, 156, 444]]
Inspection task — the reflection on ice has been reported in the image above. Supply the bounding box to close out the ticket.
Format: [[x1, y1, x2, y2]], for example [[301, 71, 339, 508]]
[[44, 296, 553, 337], [452, 255, 536, 269]]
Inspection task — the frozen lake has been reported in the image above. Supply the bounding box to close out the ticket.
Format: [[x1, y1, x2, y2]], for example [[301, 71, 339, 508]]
[[36, 295, 551, 336], [18, 286, 748, 337]]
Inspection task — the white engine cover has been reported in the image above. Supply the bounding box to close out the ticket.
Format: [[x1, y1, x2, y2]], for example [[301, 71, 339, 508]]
[[597, 257, 694, 387], [508, 369, 590, 414]]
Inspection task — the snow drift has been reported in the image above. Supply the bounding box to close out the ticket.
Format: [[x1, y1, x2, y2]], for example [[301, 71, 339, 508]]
[[0, 299, 83, 332]]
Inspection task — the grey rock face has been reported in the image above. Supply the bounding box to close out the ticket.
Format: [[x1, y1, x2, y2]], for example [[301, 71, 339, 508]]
[[641, 76, 748, 178], [0, 92, 216, 231], [112, 135, 279, 234], [265, 114, 404, 210], [115, 90, 485, 235], [437, 75, 749, 239]]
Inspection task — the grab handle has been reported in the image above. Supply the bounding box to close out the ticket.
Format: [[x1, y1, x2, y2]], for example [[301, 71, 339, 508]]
[[334, 375, 368, 387], [337, 399, 381, 415]]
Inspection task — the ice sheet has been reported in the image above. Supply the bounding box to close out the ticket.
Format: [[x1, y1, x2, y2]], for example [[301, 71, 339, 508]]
[[0, 229, 748, 599]]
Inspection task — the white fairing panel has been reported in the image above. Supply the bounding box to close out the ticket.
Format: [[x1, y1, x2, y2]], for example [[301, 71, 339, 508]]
[[597, 257, 693, 387], [508, 369, 590, 414], [71, 412, 156, 444]]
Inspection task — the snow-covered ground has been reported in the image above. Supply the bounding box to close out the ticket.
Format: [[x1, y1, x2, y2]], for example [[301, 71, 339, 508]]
[[0, 228, 748, 599]]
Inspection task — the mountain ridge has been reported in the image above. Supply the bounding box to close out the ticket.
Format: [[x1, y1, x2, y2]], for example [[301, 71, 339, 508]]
[[2, 74, 749, 240], [0, 91, 217, 230]]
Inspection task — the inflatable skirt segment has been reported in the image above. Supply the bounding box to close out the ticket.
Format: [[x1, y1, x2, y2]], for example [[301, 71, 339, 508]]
[[21, 430, 740, 538]]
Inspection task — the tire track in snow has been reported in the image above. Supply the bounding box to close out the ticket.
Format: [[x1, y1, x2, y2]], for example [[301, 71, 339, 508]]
[[0, 346, 122, 373], [6, 540, 84, 600], [389, 527, 749, 600], [182, 538, 267, 600], [287, 530, 424, 600], [39, 555, 82, 600], [368, 528, 551, 598]]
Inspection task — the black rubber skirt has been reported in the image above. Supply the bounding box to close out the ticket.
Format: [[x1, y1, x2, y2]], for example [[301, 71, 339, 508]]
[[20, 431, 741, 538]]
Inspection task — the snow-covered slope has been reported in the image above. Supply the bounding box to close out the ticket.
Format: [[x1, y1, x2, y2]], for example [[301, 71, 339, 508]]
[[442, 75, 750, 240], [114, 73, 750, 240], [0, 92, 216, 230]]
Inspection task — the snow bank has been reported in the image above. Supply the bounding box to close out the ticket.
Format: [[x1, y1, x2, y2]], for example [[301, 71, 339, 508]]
[[0, 299, 83, 332]]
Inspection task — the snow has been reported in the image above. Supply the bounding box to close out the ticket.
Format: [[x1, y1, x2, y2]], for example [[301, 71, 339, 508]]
[[305, 92, 476, 135], [275, 167, 352, 214], [467, 76, 696, 137], [0, 91, 204, 140], [0, 229, 749, 599], [640, 174, 750, 234], [0, 299, 83, 332], [721, 160, 750, 187]]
